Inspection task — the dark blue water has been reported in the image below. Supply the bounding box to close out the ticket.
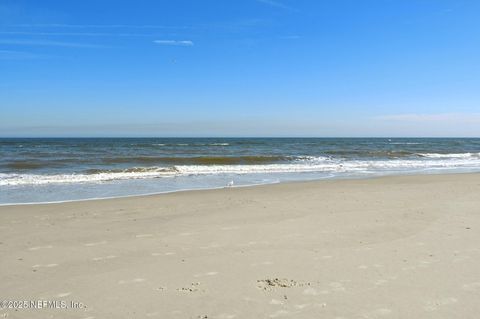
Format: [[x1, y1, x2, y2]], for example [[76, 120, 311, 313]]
[[1, 138, 480, 204]]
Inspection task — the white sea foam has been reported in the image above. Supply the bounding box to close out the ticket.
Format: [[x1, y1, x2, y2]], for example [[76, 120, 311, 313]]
[[389, 142, 423, 145], [417, 152, 480, 159], [1, 156, 480, 186]]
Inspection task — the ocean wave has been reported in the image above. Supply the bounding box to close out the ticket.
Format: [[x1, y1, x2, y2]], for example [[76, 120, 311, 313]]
[[2, 156, 480, 186], [175, 157, 480, 175], [101, 155, 290, 165], [324, 150, 416, 158], [0, 168, 179, 186], [4, 161, 50, 170], [4, 160, 72, 170], [0, 155, 322, 172], [2, 158, 93, 170], [417, 152, 480, 159], [84, 167, 179, 174], [294, 156, 334, 162], [389, 142, 423, 145]]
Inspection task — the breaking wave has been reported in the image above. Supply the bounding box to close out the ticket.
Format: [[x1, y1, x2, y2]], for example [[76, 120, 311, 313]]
[[417, 152, 480, 159], [100, 155, 290, 165], [2, 154, 480, 186]]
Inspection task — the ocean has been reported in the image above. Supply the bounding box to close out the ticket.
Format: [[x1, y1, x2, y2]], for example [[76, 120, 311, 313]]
[[1, 137, 480, 204]]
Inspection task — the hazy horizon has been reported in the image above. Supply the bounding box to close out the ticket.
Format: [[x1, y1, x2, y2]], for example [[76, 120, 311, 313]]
[[1, 136, 480, 139]]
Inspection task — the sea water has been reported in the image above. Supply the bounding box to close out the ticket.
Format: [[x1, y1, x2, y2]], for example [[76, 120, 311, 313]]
[[1, 137, 480, 204]]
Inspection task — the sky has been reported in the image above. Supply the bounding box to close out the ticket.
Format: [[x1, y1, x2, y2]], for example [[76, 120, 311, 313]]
[[1, 0, 479, 137]]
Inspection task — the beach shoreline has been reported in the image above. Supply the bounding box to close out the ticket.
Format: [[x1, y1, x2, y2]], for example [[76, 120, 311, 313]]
[[1, 173, 480, 318], [1, 169, 479, 207]]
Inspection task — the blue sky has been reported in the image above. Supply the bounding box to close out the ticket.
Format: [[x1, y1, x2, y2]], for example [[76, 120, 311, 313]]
[[1, 0, 479, 137]]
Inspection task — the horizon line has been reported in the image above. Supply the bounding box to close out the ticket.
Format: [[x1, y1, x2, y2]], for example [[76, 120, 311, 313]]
[[1, 136, 479, 139]]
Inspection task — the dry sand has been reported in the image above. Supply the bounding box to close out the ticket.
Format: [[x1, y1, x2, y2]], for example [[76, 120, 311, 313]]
[[1, 173, 480, 318]]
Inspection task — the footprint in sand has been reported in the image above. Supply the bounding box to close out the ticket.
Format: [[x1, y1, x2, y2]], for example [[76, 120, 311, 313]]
[[294, 304, 310, 310], [92, 255, 116, 261], [84, 241, 107, 247], [135, 234, 154, 238], [32, 263, 58, 268], [151, 252, 176, 256], [194, 271, 219, 278], [424, 297, 458, 311], [176, 282, 202, 292], [29, 245, 53, 251]]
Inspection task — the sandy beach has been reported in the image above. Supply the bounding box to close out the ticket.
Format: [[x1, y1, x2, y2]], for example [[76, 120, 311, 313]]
[[1, 173, 480, 318]]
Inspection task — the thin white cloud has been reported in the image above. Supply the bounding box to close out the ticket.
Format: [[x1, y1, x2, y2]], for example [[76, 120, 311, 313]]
[[153, 40, 194, 46], [2, 24, 190, 39], [256, 0, 292, 10], [0, 39, 108, 48], [10, 24, 188, 29], [0, 31, 157, 37], [375, 113, 480, 124]]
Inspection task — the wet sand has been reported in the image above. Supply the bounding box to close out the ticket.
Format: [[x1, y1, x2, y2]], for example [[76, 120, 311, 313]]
[[1, 173, 480, 318]]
